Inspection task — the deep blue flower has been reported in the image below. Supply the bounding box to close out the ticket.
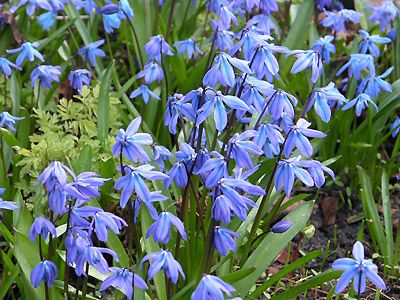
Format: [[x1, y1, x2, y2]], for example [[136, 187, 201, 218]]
[[316, 0, 333, 10], [247, 14, 280, 35], [103, 13, 121, 33], [144, 35, 173, 61], [38, 12, 57, 31], [332, 241, 386, 294], [174, 39, 203, 59], [227, 130, 263, 169], [311, 35, 335, 64], [284, 118, 326, 158], [31, 65, 61, 88], [47, 183, 88, 214], [342, 93, 378, 116], [191, 275, 235, 299], [267, 89, 298, 121], [131, 191, 168, 223], [69, 205, 101, 228], [212, 194, 234, 224], [358, 67, 393, 98], [254, 123, 284, 158], [307, 82, 347, 122], [30, 260, 58, 288], [217, 5, 237, 29], [303, 160, 335, 188], [77, 40, 106, 67], [359, 30, 391, 57], [251, 42, 288, 81], [141, 250, 185, 283], [153, 145, 172, 171], [93, 211, 127, 242], [241, 84, 267, 115], [68, 69, 91, 92], [130, 84, 160, 104], [229, 27, 265, 61], [164, 93, 196, 134], [390, 117, 400, 137], [271, 220, 292, 233], [0, 188, 18, 211], [165, 143, 197, 189], [146, 211, 187, 244], [214, 28, 235, 52], [321, 9, 361, 33], [100, 267, 147, 299], [259, 0, 278, 15], [337, 54, 375, 80], [366, 2, 399, 32], [0, 57, 21, 76], [7, 42, 44, 66], [37, 161, 75, 192], [196, 152, 228, 189], [0, 112, 24, 131], [287, 50, 322, 83], [136, 61, 164, 83], [112, 117, 153, 163], [101, 3, 119, 14], [29, 216, 57, 241], [203, 53, 252, 87], [214, 226, 239, 256]]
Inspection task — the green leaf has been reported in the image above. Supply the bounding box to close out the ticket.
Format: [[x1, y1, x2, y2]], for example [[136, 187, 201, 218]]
[[221, 267, 255, 284], [10, 74, 21, 116], [97, 62, 114, 147], [381, 170, 394, 266], [0, 251, 20, 300], [0, 128, 21, 148], [73, 143, 92, 173], [234, 201, 314, 295]]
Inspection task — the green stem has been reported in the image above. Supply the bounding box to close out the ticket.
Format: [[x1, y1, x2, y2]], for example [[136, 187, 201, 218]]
[[39, 237, 50, 300], [160, 44, 169, 99], [63, 202, 73, 296], [122, 11, 144, 69], [81, 263, 90, 300], [166, 0, 177, 40]]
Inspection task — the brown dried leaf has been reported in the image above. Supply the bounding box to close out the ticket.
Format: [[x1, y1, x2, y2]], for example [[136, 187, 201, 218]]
[[321, 196, 338, 226]]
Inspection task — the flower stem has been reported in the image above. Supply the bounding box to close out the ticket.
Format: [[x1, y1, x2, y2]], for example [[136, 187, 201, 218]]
[[166, 0, 177, 40], [122, 11, 144, 70], [160, 45, 169, 99], [81, 263, 90, 300], [63, 202, 73, 296], [39, 236, 51, 300]]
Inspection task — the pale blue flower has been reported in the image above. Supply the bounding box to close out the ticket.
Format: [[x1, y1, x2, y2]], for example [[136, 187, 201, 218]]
[[146, 212, 187, 244], [77, 40, 106, 67], [337, 54, 375, 80], [366, 1, 399, 32], [141, 250, 185, 283], [287, 50, 322, 83], [321, 9, 361, 33], [342, 93, 378, 116], [7, 42, 44, 66], [359, 30, 391, 57], [0, 112, 24, 131], [311, 35, 336, 64], [130, 84, 160, 104], [136, 61, 164, 83], [191, 275, 235, 300], [0, 57, 21, 76], [174, 39, 203, 59]]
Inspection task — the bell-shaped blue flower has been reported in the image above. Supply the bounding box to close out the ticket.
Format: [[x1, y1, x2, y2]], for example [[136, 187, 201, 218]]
[[30, 260, 58, 288], [358, 67, 393, 98], [0, 57, 21, 76], [130, 84, 160, 104], [359, 30, 391, 57], [136, 61, 164, 83], [214, 226, 239, 256], [287, 50, 322, 83], [68, 69, 91, 92], [7, 42, 44, 66], [191, 274, 235, 299], [337, 54, 375, 80], [342, 93, 378, 116], [366, 2, 399, 32], [268, 89, 298, 121], [0, 112, 24, 131], [174, 39, 203, 59], [141, 250, 185, 283], [144, 35, 173, 62], [93, 211, 127, 242], [103, 13, 121, 33], [0, 188, 18, 211], [146, 211, 187, 244], [77, 40, 106, 67], [321, 9, 361, 33], [30, 65, 61, 88], [254, 123, 284, 158], [38, 12, 57, 31], [227, 130, 263, 169], [29, 216, 57, 241], [311, 35, 335, 64]]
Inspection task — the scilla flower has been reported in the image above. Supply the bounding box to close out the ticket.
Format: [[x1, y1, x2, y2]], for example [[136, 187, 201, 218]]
[[358, 67, 393, 98], [214, 226, 239, 256], [332, 241, 386, 294], [77, 40, 106, 67], [29, 216, 57, 241], [0, 112, 24, 131], [321, 9, 361, 33], [38, 12, 57, 31], [337, 54, 375, 80], [144, 35, 173, 61], [92, 211, 127, 242], [30, 65, 61, 88], [358, 30, 391, 57], [0, 188, 18, 211], [141, 250, 185, 283], [0, 57, 21, 76], [30, 260, 58, 288], [7, 42, 44, 66], [136, 61, 164, 83], [311, 35, 335, 64], [146, 212, 187, 244], [271, 220, 292, 233], [390, 117, 400, 137], [366, 1, 399, 32], [287, 50, 322, 83], [174, 39, 203, 59], [130, 84, 160, 104], [342, 93, 378, 116], [191, 275, 236, 300], [68, 69, 91, 92]]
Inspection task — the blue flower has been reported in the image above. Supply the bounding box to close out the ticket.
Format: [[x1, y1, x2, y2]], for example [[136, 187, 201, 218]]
[[251, 42, 288, 81], [316, 0, 333, 10], [254, 123, 284, 158], [342, 93, 378, 116], [130, 84, 160, 104], [6, 42, 44, 66], [287, 50, 322, 83], [214, 28, 235, 52], [0, 112, 24, 131], [144, 35, 173, 61], [174, 39, 203, 59], [37, 161, 75, 192], [311, 35, 335, 64], [103, 13, 121, 33], [30, 65, 61, 88], [101, 3, 119, 14], [332, 241, 386, 294], [247, 14, 280, 35], [38, 12, 57, 31], [73, 0, 98, 14], [267, 89, 298, 121], [358, 67, 393, 98], [191, 275, 236, 300], [227, 130, 263, 169], [30, 260, 58, 288], [358, 30, 391, 57], [100, 267, 147, 299], [307, 83, 347, 122], [165, 93, 196, 134], [229, 27, 265, 61], [77, 40, 106, 67], [366, 2, 399, 32], [141, 250, 185, 283], [203, 53, 252, 87], [69, 205, 101, 228], [68, 69, 91, 92], [153, 145, 172, 171], [390, 117, 400, 137], [0, 57, 21, 76], [196, 90, 249, 132], [47, 183, 88, 214], [214, 226, 239, 256], [119, 0, 134, 19], [146, 212, 187, 244], [136, 61, 164, 84], [29, 216, 57, 241], [337, 54, 375, 80], [284, 118, 326, 158], [112, 117, 153, 163], [131, 191, 168, 223], [271, 220, 292, 233], [303, 160, 335, 188], [0, 188, 18, 211], [12, 0, 52, 16], [217, 5, 237, 29], [196, 152, 228, 189], [241, 84, 267, 115], [93, 211, 127, 242], [321, 9, 361, 33], [259, 0, 278, 15]]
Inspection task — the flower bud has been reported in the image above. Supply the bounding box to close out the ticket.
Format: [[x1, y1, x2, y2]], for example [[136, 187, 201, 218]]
[[101, 4, 119, 15], [271, 220, 292, 233]]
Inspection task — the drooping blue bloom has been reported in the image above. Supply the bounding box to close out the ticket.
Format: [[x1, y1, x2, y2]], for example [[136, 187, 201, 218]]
[[6, 42, 44, 66], [358, 30, 391, 57], [247, 14, 280, 35], [307, 82, 347, 122], [214, 226, 239, 256], [92, 211, 127, 242], [153, 145, 172, 171], [251, 42, 288, 81], [30, 260, 58, 288], [101, 3, 119, 14], [284, 118, 326, 158], [130, 84, 160, 104], [390, 117, 400, 137], [332, 241, 386, 294], [174, 39, 203, 59], [302, 160, 335, 188], [146, 212, 187, 244], [259, 0, 278, 15], [316, 0, 333, 10], [103, 13, 121, 33], [217, 5, 237, 29], [214, 28, 235, 52], [47, 183, 88, 214], [115, 164, 168, 207], [77, 40, 106, 67], [271, 220, 292, 233], [196, 152, 228, 189], [241, 84, 267, 114], [358, 67, 393, 98], [275, 156, 314, 195], [141, 250, 185, 283], [229, 27, 266, 61], [69, 205, 101, 228], [191, 275, 236, 300], [0, 188, 18, 211], [131, 191, 168, 223], [0, 57, 21, 76], [0, 112, 24, 131], [144, 35, 173, 61], [73, 0, 98, 14], [287, 50, 322, 83], [203, 52, 252, 87], [100, 267, 147, 299], [112, 117, 153, 163], [37, 161, 75, 191], [321, 9, 361, 33], [119, 0, 134, 19], [164, 93, 196, 134], [31, 65, 61, 88], [196, 91, 249, 132], [342, 93, 378, 116], [267, 89, 298, 121], [212, 194, 234, 224], [311, 35, 335, 64], [337, 54, 375, 80], [227, 130, 263, 169], [29, 216, 57, 241], [68, 69, 91, 92], [12, 0, 52, 16], [366, 1, 399, 32], [254, 123, 284, 158], [38, 12, 57, 31], [136, 61, 164, 84]]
